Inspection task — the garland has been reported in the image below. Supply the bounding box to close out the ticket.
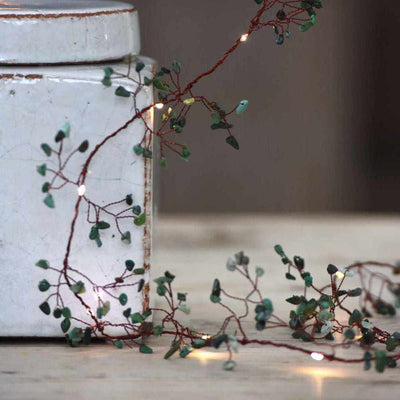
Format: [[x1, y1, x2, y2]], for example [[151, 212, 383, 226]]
[[34, 0, 400, 372]]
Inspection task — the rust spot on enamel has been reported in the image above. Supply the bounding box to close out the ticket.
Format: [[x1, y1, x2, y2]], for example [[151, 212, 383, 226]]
[[0, 73, 42, 79], [141, 283, 150, 313], [141, 106, 154, 314], [0, 7, 136, 20]]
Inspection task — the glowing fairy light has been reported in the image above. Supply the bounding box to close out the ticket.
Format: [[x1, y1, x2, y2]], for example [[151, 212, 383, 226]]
[[335, 270, 345, 280], [354, 333, 363, 340], [154, 103, 164, 110], [311, 352, 324, 361], [77, 185, 86, 196], [240, 33, 249, 42]]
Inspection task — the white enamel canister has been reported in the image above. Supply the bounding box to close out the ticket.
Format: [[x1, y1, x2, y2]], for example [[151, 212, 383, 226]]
[[0, 1, 155, 336]]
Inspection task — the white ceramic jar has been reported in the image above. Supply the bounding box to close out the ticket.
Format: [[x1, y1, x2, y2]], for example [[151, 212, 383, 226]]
[[0, 0, 155, 336]]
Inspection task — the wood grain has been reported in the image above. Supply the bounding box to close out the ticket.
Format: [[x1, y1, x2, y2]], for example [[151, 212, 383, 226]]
[[2, 214, 400, 400]]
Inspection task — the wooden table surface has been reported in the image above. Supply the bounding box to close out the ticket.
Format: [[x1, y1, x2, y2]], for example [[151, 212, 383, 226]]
[[2, 214, 400, 400]]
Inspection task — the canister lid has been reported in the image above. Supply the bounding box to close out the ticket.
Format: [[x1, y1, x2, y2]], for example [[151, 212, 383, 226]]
[[0, 0, 140, 64]]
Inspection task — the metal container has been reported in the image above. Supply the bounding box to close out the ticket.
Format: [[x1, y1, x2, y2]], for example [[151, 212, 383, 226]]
[[0, 0, 155, 336]]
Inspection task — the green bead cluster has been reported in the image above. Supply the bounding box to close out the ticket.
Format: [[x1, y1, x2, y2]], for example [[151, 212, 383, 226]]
[[299, 1, 322, 32], [37, 122, 90, 210], [154, 271, 176, 297], [210, 278, 221, 303], [89, 221, 110, 248], [255, 298, 274, 331]]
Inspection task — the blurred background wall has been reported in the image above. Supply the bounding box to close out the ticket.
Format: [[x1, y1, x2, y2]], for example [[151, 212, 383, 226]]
[[132, 0, 399, 213]]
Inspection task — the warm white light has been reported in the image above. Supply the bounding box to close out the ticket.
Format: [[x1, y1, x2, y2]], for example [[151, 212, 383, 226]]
[[240, 33, 249, 42], [294, 366, 351, 397], [311, 352, 324, 361], [187, 350, 227, 365], [77, 185, 86, 196], [155, 103, 164, 110], [201, 334, 211, 340], [335, 271, 345, 280]]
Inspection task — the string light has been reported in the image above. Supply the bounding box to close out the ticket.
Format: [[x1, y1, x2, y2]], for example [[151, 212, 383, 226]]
[[240, 33, 249, 42], [311, 352, 324, 361], [77, 185, 86, 196], [38, 2, 394, 374]]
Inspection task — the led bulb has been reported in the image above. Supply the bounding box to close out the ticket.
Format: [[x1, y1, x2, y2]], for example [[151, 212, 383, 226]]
[[311, 352, 324, 361], [77, 185, 86, 196], [155, 103, 164, 110], [335, 271, 345, 280], [240, 33, 249, 42]]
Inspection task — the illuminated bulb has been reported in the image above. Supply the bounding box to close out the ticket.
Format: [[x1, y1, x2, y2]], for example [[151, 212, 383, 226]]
[[201, 334, 211, 340], [77, 185, 86, 196], [155, 103, 164, 110], [335, 271, 345, 280], [240, 33, 249, 42], [311, 352, 324, 361]]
